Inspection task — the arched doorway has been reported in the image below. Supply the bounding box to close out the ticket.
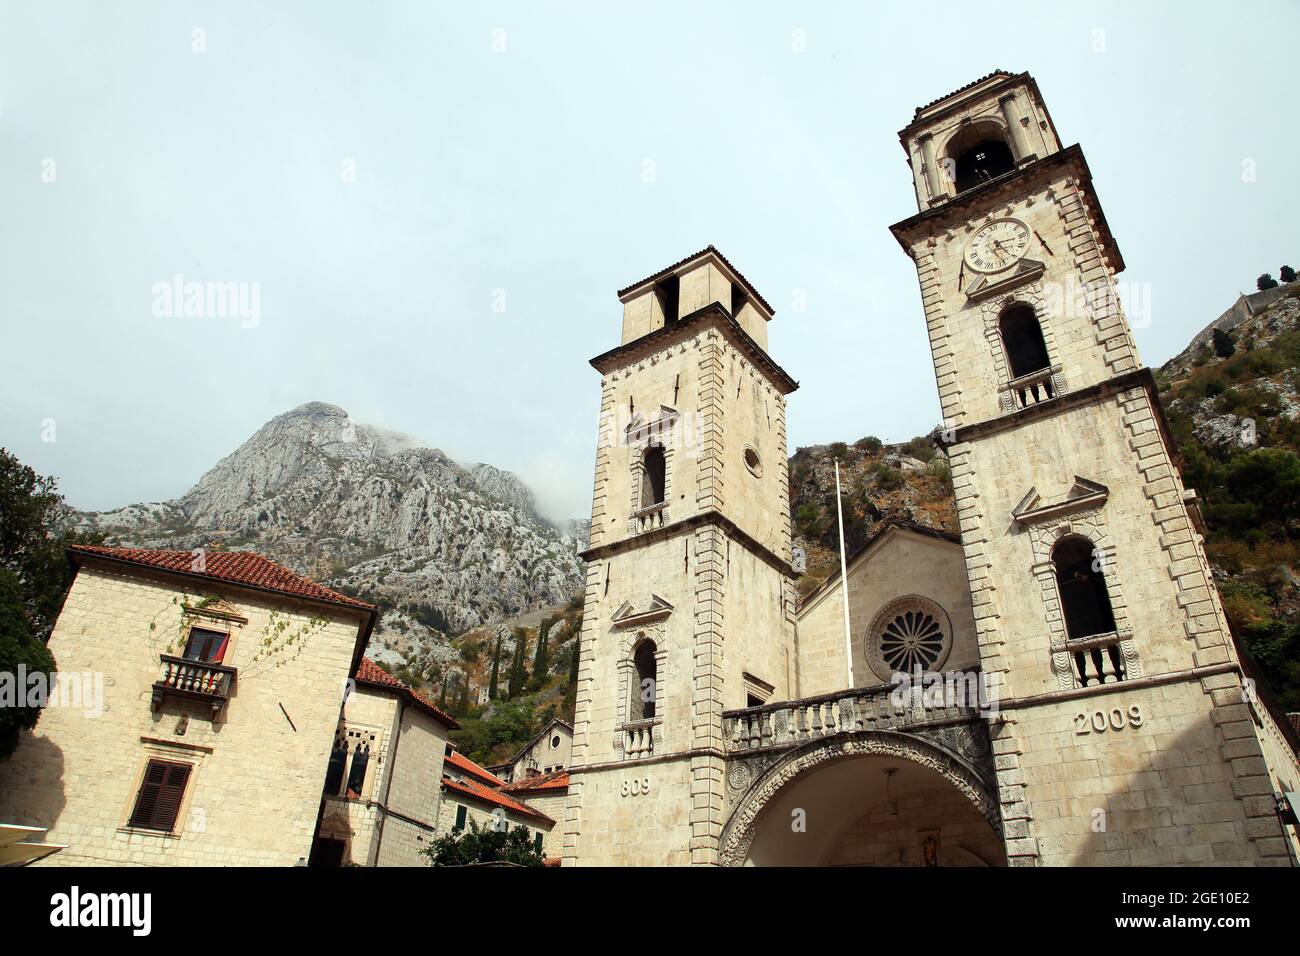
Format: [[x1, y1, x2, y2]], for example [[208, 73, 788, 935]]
[[720, 732, 1004, 867]]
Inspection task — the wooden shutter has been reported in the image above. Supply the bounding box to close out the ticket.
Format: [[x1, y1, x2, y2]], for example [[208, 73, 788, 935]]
[[130, 760, 191, 831]]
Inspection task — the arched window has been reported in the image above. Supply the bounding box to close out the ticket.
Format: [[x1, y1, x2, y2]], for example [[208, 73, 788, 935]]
[[1053, 537, 1116, 640], [953, 138, 1016, 193], [324, 736, 348, 796], [345, 741, 370, 798], [641, 445, 666, 508], [999, 303, 1051, 379], [633, 640, 657, 720]]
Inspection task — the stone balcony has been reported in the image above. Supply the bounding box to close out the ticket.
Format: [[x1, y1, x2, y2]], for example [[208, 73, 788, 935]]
[[151, 654, 236, 718]]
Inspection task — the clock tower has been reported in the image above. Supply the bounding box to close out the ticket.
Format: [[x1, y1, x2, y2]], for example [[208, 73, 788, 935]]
[[890, 71, 1299, 865]]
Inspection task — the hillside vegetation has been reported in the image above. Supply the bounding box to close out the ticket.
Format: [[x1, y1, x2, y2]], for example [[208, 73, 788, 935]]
[[1159, 284, 1300, 709]]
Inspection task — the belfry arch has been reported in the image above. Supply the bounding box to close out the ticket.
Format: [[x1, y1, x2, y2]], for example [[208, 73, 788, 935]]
[[719, 731, 1004, 867]]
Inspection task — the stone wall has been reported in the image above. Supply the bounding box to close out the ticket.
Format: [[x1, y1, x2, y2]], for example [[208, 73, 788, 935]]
[[796, 528, 979, 697]]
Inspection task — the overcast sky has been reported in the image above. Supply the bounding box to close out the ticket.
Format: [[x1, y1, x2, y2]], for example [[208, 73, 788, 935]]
[[2, 1, 1297, 522]]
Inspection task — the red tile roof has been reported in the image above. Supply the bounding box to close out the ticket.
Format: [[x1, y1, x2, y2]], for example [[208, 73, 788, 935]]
[[355, 657, 459, 729], [442, 776, 555, 826], [501, 769, 569, 794], [69, 544, 375, 611], [444, 749, 506, 788]]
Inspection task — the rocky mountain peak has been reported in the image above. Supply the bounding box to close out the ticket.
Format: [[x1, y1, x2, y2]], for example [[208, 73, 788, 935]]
[[76, 403, 587, 646]]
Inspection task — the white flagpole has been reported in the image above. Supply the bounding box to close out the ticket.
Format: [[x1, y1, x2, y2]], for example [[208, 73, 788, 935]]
[[834, 461, 854, 690]]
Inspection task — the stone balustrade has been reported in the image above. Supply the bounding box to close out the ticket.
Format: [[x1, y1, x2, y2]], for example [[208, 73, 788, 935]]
[[152, 654, 237, 717], [722, 679, 984, 755], [621, 721, 656, 758]]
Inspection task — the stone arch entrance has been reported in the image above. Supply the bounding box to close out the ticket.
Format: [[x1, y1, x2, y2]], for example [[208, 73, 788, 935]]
[[719, 731, 1004, 867]]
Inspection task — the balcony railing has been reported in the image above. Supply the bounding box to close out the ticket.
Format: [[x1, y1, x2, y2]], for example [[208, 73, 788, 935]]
[[1066, 632, 1127, 687], [1005, 367, 1057, 410], [630, 501, 668, 534], [620, 719, 657, 758], [152, 655, 236, 717], [722, 679, 984, 755]]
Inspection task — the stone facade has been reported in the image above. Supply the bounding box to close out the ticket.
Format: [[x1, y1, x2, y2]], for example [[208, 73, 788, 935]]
[[313, 666, 456, 867], [889, 70, 1300, 866], [564, 72, 1299, 867], [796, 523, 978, 696], [0, 554, 372, 866], [563, 249, 800, 866]]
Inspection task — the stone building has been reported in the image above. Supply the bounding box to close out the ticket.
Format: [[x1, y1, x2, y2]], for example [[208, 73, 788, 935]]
[[500, 769, 569, 858], [562, 71, 1300, 866], [0, 544, 376, 866], [488, 716, 573, 783], [437, 746, 554, 855], [311, 657, 460, 866]]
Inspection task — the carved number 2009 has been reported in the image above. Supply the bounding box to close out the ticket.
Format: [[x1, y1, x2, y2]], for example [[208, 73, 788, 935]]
[[1075, 704, 1143, 735]]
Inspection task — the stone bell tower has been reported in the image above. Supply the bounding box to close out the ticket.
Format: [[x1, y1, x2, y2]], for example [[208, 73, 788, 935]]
[[562, 247, 799, 865], [889, 71, 1299, 865]]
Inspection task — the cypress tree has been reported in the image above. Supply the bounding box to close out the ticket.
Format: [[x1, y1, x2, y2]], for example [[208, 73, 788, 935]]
[[531, 620, 550, 688], [488, 632, 502, 699], [509, 629, 528, 698]]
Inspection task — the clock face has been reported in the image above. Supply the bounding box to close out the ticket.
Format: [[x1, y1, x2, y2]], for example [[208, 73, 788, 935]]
[[965, 218, 1031, 273]]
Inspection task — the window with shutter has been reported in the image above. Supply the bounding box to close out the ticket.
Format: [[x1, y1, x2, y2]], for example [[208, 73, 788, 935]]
[[183, 627, 229, 664], [129, 759, 192, 832], [454, 805, 467, 832]]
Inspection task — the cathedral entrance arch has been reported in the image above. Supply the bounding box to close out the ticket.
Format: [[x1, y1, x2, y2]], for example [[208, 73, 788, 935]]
[[719, 731, 1005, 867]]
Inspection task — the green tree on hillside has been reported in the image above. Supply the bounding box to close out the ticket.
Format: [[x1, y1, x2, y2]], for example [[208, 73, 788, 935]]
[[507, 629, 528, 699], [1281, 265, 1296, 284], [1257, 273, 1279, 291], [488, 633, 502, 700], [529, 619, 550, 691], [1212, 328, 1235, 358]]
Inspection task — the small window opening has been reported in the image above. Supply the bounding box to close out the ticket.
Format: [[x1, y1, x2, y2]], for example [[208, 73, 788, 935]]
[[655, 275, 680, 325], [999, 304, 1052, 380], [634, 640, 657, 721], [954, 138, 1015, 193], [1053, 537, 1117, 641], [345, 742, 370, 798], [642, 446, 666, 507]]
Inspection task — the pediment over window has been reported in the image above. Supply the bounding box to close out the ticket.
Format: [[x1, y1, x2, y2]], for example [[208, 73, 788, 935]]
[[625, 406, 680, 444], [611, 594, 674, 627], [182, 598, 248, 625], [965, 258, 1045, 301], [1012, 476, 1108, 526]]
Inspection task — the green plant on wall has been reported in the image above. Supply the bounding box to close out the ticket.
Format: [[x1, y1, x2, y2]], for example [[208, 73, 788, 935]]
[[247, 608, 329, 676], [146, 593, 329, 677]]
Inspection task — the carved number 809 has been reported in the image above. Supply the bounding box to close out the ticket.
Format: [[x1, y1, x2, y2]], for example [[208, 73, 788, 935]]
[[1075, 704, 1143, 735], [621, 777, 651, 797]]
